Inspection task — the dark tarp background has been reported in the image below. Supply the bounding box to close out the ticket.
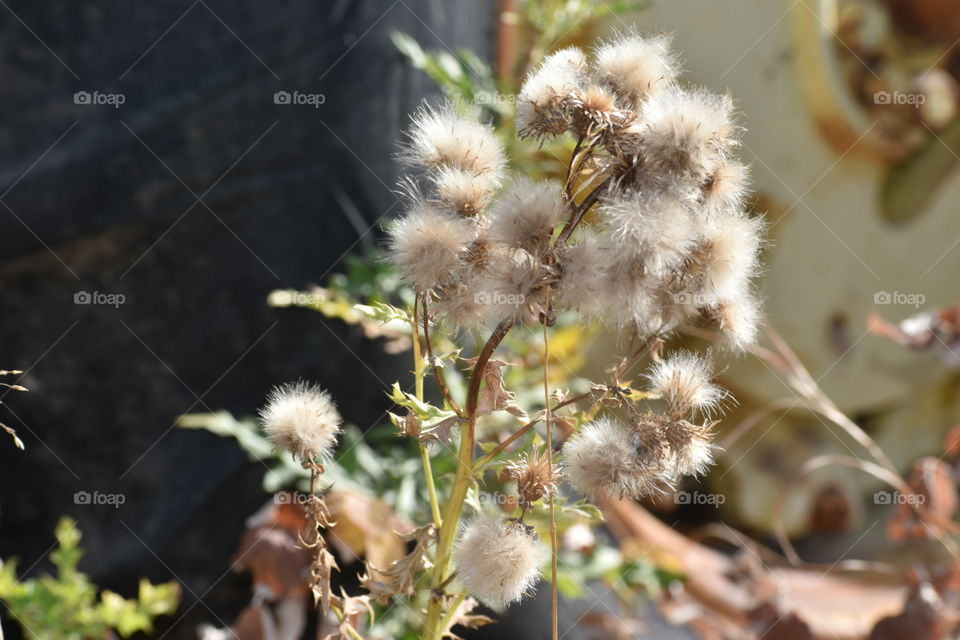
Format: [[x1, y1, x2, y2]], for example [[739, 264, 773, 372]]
[[0, 1, 499, 637]]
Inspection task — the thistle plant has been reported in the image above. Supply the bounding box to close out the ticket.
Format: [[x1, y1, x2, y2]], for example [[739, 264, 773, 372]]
[[258, 30, 764, 640]]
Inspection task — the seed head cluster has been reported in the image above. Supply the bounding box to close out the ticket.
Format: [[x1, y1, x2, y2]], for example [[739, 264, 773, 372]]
[[384, 30, 767, 614], [388, 30, 763, 345]]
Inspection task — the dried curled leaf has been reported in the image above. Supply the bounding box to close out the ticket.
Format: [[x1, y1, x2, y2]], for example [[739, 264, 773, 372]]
[[322, 590, 375, 640], [437, 595, 494, 640], [359, 524, 436, 603], [468, 358, 527, 418]]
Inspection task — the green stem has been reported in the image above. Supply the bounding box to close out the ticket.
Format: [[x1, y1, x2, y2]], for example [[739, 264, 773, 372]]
[[543, 323, 559, 640], [413, 296, 443, 530], [423, 319, 513, 640]]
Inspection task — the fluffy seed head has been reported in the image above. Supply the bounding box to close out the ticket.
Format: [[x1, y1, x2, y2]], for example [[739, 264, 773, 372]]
[[638, 86, 737, 187], [403, 105, 506, 176], [602, 191, 698, 277], [696, 211, 765, 304], [259, 382, 342, 460], [712, 293, 762, 351], [478, 249, 554, 325], [558, 230, 608, 317], [454, 515, 544, 610], [563, 417, 666, 500], [646, 352, 725, 419], [489, 178, 566, 254], [517, 47, 588, 138], [388, 202, 475, 291], [700, 161, 751, 218], [431, 166, 500, 217], [594, 32, 679, 107], [662, 420, 717, 478]]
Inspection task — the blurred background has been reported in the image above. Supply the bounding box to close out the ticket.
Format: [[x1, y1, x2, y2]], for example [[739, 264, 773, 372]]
[[2, 0, 960, 638]]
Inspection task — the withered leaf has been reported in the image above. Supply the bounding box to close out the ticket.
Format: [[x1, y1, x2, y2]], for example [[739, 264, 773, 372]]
[[438, 595, 494, 640], [469, 358, 527, 418], [359, 524, 437, 603], [389, 410, 459, 445]]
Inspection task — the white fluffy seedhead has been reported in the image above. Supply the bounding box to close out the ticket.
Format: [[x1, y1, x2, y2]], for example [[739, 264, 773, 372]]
[[259, 382, 342, 460], [489, 177, 566, 254], [602, 191, 698, 277], [713, 292, 762, 351], [431, 166, 500, 218], [646, 351, 725, 419], [517, 47, 588, 138], [662, 421, 717, 478], [478, 249, 552, 325], [594, 32, 680, 107], [403, 104, 506, 177], [699, 161, 751, 219], [696, 211, 765, 304], [387, 202, 475, 292], [562, 417, 666, 500], [454, 514, 544, 610], [637, 86, 738, 188], [558, 229, 608, 317]]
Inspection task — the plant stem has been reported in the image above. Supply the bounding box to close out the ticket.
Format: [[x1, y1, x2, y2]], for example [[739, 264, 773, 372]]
[[423, 319, 513, 640], [543, 323, 559, 640], [413, 296, 443, 529]]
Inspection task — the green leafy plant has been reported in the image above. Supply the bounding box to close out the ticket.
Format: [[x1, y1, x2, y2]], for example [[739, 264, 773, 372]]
[[0, 518, 180, 639]]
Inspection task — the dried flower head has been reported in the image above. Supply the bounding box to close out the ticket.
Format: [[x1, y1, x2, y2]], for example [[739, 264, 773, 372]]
[[431, 166, 500, 217], [636, 86, 737, 187], [700, 161, 751, 218], [712, 293, 762, 351], [403, 104, 506, 177], [454, 515, 544, 609], [259, 382, 342, 460], [557, 230, 607, 317], [562, 417, 666, 500], [602, 191, 698, 277], [696, 212, 765, 304], [387, 202, 475, 292], [661, 420, 716, 477], [489, 178, 566, 255], [504, 448, 559, 505], [646, 352, 725, 419], [594, 32, 679, 107], [517, 47, 588, 138]]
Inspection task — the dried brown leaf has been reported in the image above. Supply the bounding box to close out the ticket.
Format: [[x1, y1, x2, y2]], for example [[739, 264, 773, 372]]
[[359, 524, 437, 603], [469, 358, 527, 418]]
